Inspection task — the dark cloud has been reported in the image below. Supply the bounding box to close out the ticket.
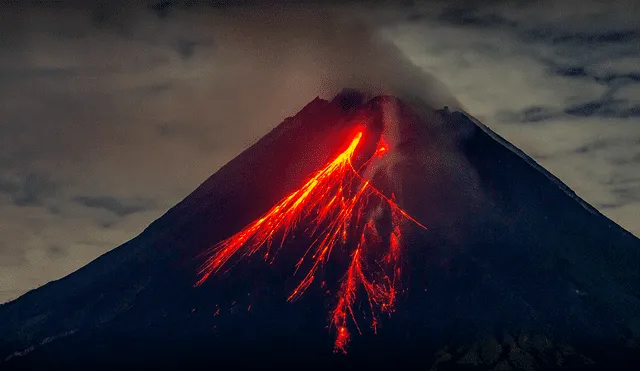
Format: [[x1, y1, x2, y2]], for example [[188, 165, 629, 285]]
[[436, 8, 517, 28], [554, 66, 591, 79], [549, 30, 639, 45], [497, 97, 640, 123], [571, 137, 640, 155], [611, 153, 640, 166], [612, 185, 640, 203], [522, 28, 640, 45], [73, 196, 155, 217], [0, 173, 56, 207], [176, 38, 197, 59], [549, 63, 640, 86], [597, 201, 629, 210], [607, 73, 640, 84], [151, 0, 174, 18], [13, 175, 54, 207], [564, 100, 640, 118], [497, 106, 559, 123], [175, 37, 215, 60], [533, 59, 640, 118], [0, 178, 20, 195]]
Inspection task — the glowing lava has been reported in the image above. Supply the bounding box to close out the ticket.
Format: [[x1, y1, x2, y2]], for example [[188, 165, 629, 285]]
[[196, 124, 427, 353]]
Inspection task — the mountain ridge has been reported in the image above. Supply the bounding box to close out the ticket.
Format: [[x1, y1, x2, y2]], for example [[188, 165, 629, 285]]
[[1, 93, 639, 370]]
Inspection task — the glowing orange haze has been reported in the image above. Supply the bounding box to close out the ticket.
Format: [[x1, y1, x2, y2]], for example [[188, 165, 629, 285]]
[[196, 125, 427, 353]]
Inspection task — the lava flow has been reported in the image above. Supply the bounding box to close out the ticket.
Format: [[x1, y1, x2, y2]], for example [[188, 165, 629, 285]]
[[196, 121, 427, 353]]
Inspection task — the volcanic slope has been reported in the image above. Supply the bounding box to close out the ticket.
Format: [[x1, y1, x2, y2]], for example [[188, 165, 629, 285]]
[[1, 92, 639, 371]]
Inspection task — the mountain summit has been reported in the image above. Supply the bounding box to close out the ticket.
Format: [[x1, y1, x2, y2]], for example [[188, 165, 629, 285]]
[[1, 91, 639, 370]]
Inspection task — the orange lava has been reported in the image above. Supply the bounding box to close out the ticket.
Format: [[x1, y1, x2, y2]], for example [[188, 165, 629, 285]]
[[196, 125, 426, 353]]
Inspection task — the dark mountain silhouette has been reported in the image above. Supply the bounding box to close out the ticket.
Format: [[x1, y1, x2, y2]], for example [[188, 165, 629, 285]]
[[1, 91, 639, 371]]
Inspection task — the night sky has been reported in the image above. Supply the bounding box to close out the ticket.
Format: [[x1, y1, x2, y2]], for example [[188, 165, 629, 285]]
[[1, 0, 638, 304]]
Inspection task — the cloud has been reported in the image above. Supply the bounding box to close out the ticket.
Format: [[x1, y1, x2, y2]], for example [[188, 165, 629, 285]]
[[380, 0, 640, 237], [175, 37, 215, 60], [435, 7, 518, 28], [73, 196, 155, 217], [0, 173, 57, 207]]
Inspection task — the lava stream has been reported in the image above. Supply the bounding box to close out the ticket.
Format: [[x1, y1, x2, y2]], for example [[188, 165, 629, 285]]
[[196, 125, 427, 353]]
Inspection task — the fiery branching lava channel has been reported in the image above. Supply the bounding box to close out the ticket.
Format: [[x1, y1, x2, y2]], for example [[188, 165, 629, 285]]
[[196, 123, 427, 353]]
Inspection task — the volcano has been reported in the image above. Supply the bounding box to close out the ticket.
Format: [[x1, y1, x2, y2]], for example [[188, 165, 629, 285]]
[[1, 91, 639, 371]]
